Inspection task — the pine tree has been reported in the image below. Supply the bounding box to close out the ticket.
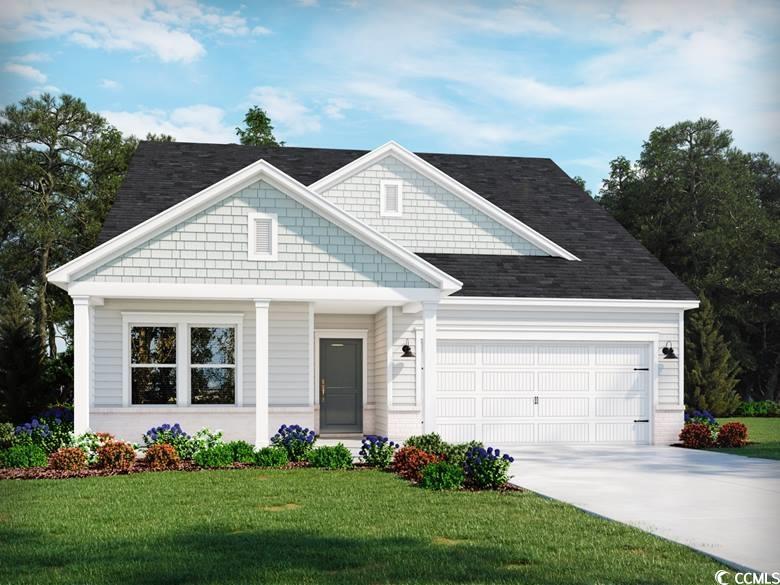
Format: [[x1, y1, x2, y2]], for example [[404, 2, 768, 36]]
[[685, 297, 742, 416], [0, 284, 48, 422]]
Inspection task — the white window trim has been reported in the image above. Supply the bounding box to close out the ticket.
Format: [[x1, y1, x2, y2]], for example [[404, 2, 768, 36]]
[[247, 212, 278, 261], [379, 180, 403, 217], [122, 312, 243, 408]]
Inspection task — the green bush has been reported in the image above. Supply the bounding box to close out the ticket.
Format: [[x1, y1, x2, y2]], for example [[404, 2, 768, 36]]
[[404, 433, 446, 455], [735, 401, 780, 417], [254, 446, 288, 467], [193, 443, 234, 468], [306, 444, 353, 469], [0, 442, 47, 468], [228, 440, 256, 464], [441, 441, 484, 465], [0, 422, 14, 448], [420, 461, 465, 490]]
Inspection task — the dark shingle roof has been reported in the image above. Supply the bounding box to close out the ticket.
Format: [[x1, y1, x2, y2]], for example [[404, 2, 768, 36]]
[[97, 141, 695, 300]]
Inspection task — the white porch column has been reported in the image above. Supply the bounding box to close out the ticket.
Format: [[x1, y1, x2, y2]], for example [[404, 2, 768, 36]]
[[422, 301, 438, 434], [255, 300, 270, 447], [72, 296, 92, 435]]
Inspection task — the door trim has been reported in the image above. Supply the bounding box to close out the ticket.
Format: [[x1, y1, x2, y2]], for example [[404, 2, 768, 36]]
[[314, 330, 368, 414]]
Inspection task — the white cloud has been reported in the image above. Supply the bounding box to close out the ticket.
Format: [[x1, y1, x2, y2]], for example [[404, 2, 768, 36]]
[[251, 25, 272, 35], [0, 0, 264, 63], [14, 52, 50, 62], [102, 105, 236, 143], [4, 62, 46, 83], [100, 78, 121, 90], [27, 84, 61, 97], [323, 98, 352, 120], [297, 0, 319, 6], [248, 86, 321, 136]]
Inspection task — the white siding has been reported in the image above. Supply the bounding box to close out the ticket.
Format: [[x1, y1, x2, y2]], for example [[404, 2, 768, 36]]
[[321, 155, 546, 256], [391, 307, 421, 408]]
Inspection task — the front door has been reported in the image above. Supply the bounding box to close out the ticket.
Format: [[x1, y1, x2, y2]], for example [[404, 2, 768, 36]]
[[319, 338, 362, 433]]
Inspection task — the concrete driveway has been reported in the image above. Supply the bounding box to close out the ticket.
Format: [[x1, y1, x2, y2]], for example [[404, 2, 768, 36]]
[[506, 445, 780, 574]]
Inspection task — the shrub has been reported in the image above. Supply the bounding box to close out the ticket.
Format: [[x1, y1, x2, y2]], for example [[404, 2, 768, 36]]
[[228, 440, 256, 464], [464, 446, 514, 490], [404, 433, 446, 456], [189, 428, 224, 457], [440, 441, 484, 466], [254, 446, 288, 467], [717, 422, 749, 448], [96, 441, 136, 470], [193, 443, 235, 468], [49, 447, 87, 471], [72, 431, 114, 465], [359, 435, 398, 468], [684, 409, 720, 441], [679, 422, 715, 449], [0, 443, 47, 468], [145, 443, 181, 470], [392, 446, 439, 482], [270, 424, 317, 462], [420, 461, 465, 490], [14, 407, 74, 453], [142, 423, 195, 459], [306, 444, 353, 469], [0, 422, 15, 448], [735, 401, 780, 417]]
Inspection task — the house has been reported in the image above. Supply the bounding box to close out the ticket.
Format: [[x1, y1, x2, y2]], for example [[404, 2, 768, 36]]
[[47, 141, 699, 447]]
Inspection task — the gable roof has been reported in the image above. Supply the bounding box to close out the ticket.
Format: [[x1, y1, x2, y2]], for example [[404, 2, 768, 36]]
[[47, 157, 462, 293], [93, 141, 697, 301]]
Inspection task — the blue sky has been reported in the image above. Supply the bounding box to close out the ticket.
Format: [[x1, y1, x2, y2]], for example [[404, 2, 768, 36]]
[[1, 0, 778, 192]]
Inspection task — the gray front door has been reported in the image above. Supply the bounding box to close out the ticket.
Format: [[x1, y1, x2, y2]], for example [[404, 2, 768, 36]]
[[319, 338, 362, 433]]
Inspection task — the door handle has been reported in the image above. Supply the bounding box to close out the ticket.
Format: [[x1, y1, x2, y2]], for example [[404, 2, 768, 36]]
[[320, 379, 326, 402], [533, 396, 539, 405], [634, 419, 649, 423]]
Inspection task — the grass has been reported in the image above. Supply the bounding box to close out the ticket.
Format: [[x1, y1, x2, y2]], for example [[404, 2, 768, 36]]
[[712, 417, 780, 460], [0, 468, 726, 585]]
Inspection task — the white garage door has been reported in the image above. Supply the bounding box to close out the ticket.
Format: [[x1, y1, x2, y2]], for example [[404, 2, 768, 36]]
[[435, 341, 652, 445]]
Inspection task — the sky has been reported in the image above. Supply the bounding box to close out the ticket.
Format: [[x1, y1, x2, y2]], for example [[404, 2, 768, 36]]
[[0, 0, 778, 192]]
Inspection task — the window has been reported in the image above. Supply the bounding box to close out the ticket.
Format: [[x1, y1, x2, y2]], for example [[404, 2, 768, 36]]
[[248, 212, 278, 260], [130, 326, 177, 404], [190, 327, 236, 404], [124, 314, 243, 407], [380, 180, 403, 217]]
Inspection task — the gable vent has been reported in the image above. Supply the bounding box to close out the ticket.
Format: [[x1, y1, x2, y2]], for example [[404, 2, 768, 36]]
[[248, 213, 278, 260], [380, 180, 403, 217]]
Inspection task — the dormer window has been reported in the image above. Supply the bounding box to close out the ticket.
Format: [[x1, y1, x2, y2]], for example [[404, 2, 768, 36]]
[[247, 212, 278, 260], [380, 180, 403, 217]]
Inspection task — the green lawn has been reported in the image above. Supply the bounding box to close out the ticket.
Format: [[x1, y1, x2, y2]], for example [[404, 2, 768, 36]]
[[0, 469, 725, 585], [712, 417, 780, 460]]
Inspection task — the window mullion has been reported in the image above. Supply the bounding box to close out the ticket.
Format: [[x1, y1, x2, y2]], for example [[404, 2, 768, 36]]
[[177, 321, 189, 407]]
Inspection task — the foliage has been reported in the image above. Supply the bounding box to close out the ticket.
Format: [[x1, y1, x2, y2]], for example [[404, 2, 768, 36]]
[[142, 423, 194, 459], [684, 409, 720, 441], [0, 94, 137, 359], [193, 443, 234, 468], [685, 298, 742, 416], [0, 422, 14, 448], [440, 441, 484, 466], [419, 461, 465, 490], [72, 431, 114, 465], [0, 442, 47, 468], [0, 284, 48, 422], [716, 422, 749, 448], [48, 447, 87, 471], [253, 446, 288, 468], [306, 444, 353, 469], [679, 423, 715, 449], [14, 407, 74, 453], [235, 106, 283, 147], [596, 119, 780, 402], [392, 446, 439, 482], [572, 175, 592, 196], [228, 440, 256, 464], [96, 441, 135, 470], [464, 446, 514, 490], [404, 433, 447, 456], [145, 443, 181, 470], [735, 401, 780, 417], [189, 428, 224, 456], [270, 424, 317, 462], [359, 435, 398, 468]]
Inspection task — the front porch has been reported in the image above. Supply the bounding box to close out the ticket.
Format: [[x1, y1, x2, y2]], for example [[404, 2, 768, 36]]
[[73, 293, 441, 447]]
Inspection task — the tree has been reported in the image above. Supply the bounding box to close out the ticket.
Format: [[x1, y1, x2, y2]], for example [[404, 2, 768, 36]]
[[685, 297, 742, 416], [235, 106, 283, 146], [0, 93, 136, 356], [145, 133, 175, 142], [597, 118, 780, 400], [572, 176, 592, 196], [0, 284, 49, 423]]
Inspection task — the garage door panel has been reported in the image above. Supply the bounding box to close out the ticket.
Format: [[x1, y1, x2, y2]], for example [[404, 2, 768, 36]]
[[537, 345, 589, 366], [483, 397, 535, 418], [438, 423, 476, 443], [482, 371, 535, 392], [537, 423, 589, 443], [538, 397, 589, 417], [439, 342, 477, 365], [482, 344, 535, 365], [538, 371, 589, 392], [594, 345, 647, 367], [437, 397, 476, 418], [595, 423, 650, 443], [438, 371, 476, 392], [595, 372, 649, 392], [484, 423, 535, 444], [595, 396, 648, 417]]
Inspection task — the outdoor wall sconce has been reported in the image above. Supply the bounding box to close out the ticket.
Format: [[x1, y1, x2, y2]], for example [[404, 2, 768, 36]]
[[662, 342, 678, 359], [401, 340, 415, 358]]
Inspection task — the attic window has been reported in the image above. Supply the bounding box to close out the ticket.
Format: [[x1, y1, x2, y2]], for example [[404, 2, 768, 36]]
[[380, 180, 403, 217], [247, 212, 278, 261]]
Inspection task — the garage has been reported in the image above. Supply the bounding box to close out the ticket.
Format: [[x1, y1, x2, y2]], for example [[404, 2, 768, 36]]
[[435, 341, 653, 445]]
